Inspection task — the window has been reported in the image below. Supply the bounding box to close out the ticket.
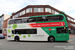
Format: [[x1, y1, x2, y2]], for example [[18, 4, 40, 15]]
[[57, 27, 68, 33], [71, 19, 74, 21], [9, 20, 14, 24], [40, 8, 44, 12], [12, 30, 14, 34], [14, 29, 37, 34], [2, 17, 4, 20], [55, 11, 59, 14], [46, 15, 63, 21], [14, 13, 19, 18], [20, 10, 25, 16], [73, 24, 75, 26], [67, 17, 70, 20], [34, 8, 44, 12], [71, 23, 74, 26], [27, 18, 36, 23], [52, 10, 54, 14], [34, 8, 38, 12], [45, 8, 51, 13], [26, 8, 32, 13], [36, 17, 46, 22], [14, 19, 22, 24], [12, 16, 14, 19], [22, 18, 28, 23]]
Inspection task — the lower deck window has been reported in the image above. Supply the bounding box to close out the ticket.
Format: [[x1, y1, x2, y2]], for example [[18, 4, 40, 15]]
[[57, 27, 68, 33], [14, 29, 37, 34]]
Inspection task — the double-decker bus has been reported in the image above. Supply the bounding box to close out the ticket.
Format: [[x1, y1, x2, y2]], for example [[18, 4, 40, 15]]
[[7, 14, 69, 42]]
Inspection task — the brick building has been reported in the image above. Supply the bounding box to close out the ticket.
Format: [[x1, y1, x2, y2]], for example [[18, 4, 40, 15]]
[[9, 5, 75, 34], [3, 18, 10, 36], [0, 14, 10, 35]]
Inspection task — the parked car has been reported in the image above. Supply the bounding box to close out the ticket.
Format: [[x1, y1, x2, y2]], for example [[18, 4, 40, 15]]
[[0, 34, 5, 39]]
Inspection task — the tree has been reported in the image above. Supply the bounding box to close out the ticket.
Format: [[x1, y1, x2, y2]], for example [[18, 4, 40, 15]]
[[59, 11, 68, 20]]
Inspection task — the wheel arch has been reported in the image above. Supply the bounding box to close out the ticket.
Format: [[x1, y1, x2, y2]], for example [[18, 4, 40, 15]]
[[48, 35, 55, 41], [14, 36, 20, 41]]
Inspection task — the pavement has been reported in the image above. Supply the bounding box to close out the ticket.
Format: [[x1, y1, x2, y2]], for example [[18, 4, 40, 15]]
[[68, 34, 75, 44], [69, 34, 75, 38]]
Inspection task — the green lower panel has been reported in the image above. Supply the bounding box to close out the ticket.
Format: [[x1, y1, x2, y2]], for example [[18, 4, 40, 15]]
[[55, 34, 69, 41]]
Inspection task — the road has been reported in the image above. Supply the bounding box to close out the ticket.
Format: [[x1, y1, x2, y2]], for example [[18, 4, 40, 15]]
[[0, 37, 75, 50]]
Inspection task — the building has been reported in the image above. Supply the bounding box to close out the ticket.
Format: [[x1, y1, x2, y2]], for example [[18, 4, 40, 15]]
[[10, 5, 75, 34], [0, 15, 4, 33], [3, 18, 10, 36], [0, 14, 10, 35]]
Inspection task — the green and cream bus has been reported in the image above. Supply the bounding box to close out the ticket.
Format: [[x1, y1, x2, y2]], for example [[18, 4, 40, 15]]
[[7, 14, 69, 42]]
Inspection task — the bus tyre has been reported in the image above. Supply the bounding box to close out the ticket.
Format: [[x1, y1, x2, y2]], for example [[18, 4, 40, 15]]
[[48, 36, 55, 42], [14, 36, 20, 41]]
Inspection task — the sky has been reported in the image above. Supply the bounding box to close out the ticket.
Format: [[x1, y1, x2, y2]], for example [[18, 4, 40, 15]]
[[0, 0, 75, 18]]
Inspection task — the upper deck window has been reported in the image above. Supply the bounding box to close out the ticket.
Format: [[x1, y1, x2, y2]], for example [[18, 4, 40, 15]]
[[9, 20, 14, 24], [22, 18, 28, 23], [27, 18, 36, 23], [9, 15, 64, 24], [46, 15, 63, 21], [36, 17, 46, 22], [14, 19, 22, 24]]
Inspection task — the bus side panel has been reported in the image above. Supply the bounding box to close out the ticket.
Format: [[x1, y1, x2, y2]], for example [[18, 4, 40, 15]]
[[19, 28, 49, 41], [41, 27, 56, 40]]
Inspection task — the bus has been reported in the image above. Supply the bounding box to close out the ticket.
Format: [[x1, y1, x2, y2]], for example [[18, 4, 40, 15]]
[[7, 14, 69, 42]]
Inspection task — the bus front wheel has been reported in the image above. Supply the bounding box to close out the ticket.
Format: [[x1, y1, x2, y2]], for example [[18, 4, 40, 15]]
[[14, 36, 20, 41], [48, 36, 55, 42]]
